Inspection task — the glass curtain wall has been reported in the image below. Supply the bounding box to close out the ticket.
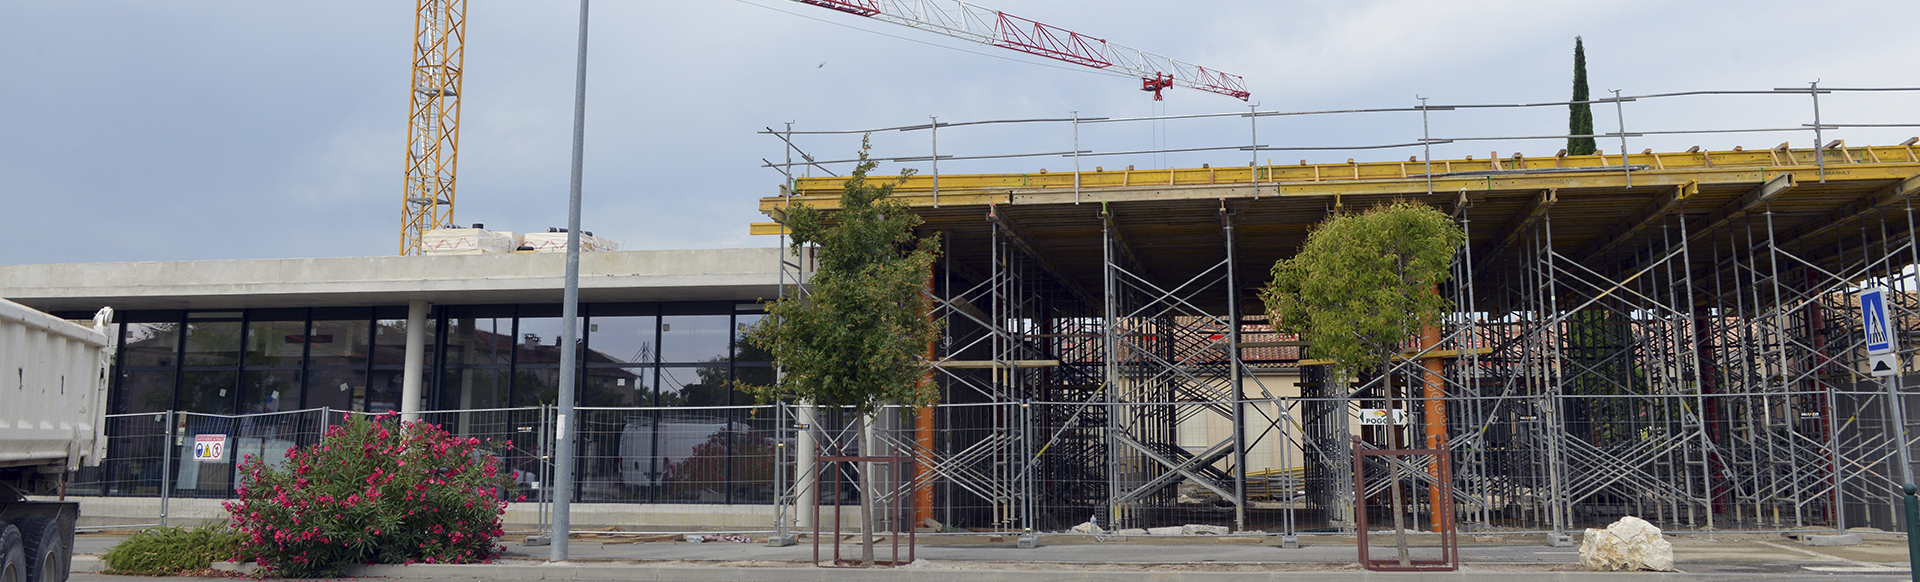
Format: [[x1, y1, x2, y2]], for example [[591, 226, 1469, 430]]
[[98, 301, 771, 504]]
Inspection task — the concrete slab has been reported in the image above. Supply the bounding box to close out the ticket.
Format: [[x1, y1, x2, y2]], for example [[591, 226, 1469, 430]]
[[1802, 532, 1863, 546], [69, 531, 1920, 581], [0, 248, 783, 312]]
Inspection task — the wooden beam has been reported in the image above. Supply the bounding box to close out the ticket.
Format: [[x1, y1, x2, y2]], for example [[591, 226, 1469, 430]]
[[991, 204, 1102, 309], [1476, 189, 1556, 268], [1614, 173, 1794, 277], [1773, 173, 1920, 252], [931, 359, 1062, 369], [1687, 173, 1795, 244], [1298, 347, 1493, 366], [1576, 181, 1696, 263], [1101, 203, 1151, 279]]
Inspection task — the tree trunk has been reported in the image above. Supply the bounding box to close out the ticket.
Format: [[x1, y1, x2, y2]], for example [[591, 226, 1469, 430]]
[[859, 413, 876, 566], [1386, 365, 1412, 567]]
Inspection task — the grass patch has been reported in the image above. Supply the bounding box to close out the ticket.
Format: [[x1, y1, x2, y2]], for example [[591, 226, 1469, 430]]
[[102, 524, 244, 576]]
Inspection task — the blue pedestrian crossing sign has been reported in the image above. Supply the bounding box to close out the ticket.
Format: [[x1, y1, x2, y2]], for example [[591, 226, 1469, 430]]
[[1861, 287, 1897, 355]]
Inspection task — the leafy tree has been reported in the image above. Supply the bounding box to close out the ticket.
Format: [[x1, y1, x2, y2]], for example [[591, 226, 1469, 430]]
[[1258, 200, 1464, 566], [1568, 36, 1597, 156], [1261, 200, 1465, 377], [744, 137, 940, 565]]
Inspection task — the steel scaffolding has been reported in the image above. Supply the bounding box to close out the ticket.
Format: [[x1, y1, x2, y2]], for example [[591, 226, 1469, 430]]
[[764, 88, 1920, 535]]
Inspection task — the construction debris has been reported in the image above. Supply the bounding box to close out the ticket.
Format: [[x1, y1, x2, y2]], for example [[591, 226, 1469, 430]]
[[1579, 516, 1673, 572]]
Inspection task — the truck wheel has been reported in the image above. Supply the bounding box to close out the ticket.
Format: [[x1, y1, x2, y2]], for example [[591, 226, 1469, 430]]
[[16, 518, 62, 582], [0, 524, 26, 582]]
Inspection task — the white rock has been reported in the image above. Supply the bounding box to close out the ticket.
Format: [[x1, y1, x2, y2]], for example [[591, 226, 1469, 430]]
[[1578, 516, 1674, 572], [1116, 528, 1148, 536], [1069, 520, 1105, 535], [1147, 526, 1185, 536], [1182, 524, 1229, 535]]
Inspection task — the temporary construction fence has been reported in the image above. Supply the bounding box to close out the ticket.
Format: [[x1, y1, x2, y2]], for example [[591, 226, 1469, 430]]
[[69, 377, 1920, 538]]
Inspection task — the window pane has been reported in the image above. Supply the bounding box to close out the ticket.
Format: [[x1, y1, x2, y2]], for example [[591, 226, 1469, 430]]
[[305, 319, 369, 369], [733, 314, 770, 363], [582, 366, 650, 407], [732, 411, 778, 504], [122, 323, 180, 368], [240, 370, 300, 414], [659, 365, 729, 408], [575, 410, 629, 502], [511, 367, 561, 407], [516, 315, 582, 367], [657, 412, 739, 503], [365, 368, 407, 413], [183, 322, 242, 367], [177, 370, 236, 414], [587, 315, 656, 366], [305, 368, 364, 412], [173, 415, 234, 496], [660, 315, 729, 365], [440, 368, 510, 410], [244, 321, 307, 368], [733, 363, 774, 407], [373, 318, 437, 367], [445, 315, 513, 367], [114, 370, 175, 414]]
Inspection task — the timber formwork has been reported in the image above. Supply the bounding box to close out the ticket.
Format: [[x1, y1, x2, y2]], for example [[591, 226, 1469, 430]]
[[766, 143, 1920, 535]]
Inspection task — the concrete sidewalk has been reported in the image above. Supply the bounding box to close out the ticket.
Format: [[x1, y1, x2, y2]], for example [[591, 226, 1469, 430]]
[[70, 531, 1919, 581]]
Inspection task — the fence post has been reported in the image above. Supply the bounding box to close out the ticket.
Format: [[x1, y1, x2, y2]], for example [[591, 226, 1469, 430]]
[[1904, 483, 1919, 582], [770, 402, 796, 546], [159, 410, 173, 527]]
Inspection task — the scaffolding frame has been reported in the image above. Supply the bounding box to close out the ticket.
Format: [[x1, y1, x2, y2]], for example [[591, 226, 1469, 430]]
[[764, 87, 1920, 535]]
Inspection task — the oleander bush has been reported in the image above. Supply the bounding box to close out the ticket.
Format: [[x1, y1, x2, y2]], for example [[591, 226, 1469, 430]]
[[225, 412, 513, 577], [101, 523, 245, 575]]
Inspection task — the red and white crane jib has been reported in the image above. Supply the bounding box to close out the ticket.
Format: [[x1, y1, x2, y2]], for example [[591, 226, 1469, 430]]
[[793, 0, 1249, 101]]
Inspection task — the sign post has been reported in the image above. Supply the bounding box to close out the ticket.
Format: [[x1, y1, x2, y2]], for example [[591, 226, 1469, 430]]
[[1861, 287, 1914, 487]]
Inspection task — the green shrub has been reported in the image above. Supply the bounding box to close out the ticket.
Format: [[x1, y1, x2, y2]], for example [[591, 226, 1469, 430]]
[[101, 523, 244, 575], [225, 412, 511, 578]]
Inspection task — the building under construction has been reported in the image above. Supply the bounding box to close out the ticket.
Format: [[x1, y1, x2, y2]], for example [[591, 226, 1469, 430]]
[[759, 117, 1920, 538]]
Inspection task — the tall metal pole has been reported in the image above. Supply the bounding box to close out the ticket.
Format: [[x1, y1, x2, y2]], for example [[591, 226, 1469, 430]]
[[1248, 104, 1259, 199], [1222, 210, 1246, 532], [550, 0, 589, 563], [1613, 89, 1631, 188], [931, 116, 939, 208], [1072, 111, 1081, 204], [1419, 96, 1433, 196], [1811, 81, 1826, 183]]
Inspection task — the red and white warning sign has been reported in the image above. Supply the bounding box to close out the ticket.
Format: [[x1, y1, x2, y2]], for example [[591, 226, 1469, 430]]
[[193, 434, 227, 462]]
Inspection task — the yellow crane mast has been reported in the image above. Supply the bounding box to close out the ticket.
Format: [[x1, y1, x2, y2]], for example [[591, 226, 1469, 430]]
[[400, 0, 468, 255]]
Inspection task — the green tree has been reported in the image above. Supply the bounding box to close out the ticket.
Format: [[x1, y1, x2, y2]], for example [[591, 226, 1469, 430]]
[[1568, 36, 1597, 156], [1261, 201, 1465, 377], [744, 137, 940, 565], [1258, 200, 1464, 566]]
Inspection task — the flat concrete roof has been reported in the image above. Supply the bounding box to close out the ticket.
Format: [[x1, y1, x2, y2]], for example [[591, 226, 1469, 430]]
[[0, 248, 783, 312]]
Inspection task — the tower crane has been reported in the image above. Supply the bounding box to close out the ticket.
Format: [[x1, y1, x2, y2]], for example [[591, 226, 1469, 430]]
[[400, 0, 469, 255], [794, 0, 1249, 101]]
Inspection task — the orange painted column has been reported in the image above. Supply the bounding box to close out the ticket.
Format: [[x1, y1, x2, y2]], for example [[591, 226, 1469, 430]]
[[915, 267, 937, 528], [1421, 324, 1449, 532]]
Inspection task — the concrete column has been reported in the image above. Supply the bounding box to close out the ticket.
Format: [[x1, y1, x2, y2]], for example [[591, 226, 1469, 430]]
[[796, 402, 817, 529], [401, 299, 430, 423]]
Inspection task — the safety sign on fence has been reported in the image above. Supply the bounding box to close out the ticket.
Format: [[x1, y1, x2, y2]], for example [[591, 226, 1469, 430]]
[[1358, 408, 1408, 426], [1860, 287, 1901, 378], [193, 434, 226, 462]]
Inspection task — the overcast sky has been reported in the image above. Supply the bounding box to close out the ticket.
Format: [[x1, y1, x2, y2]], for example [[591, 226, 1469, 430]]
[[4, 1, 1916, 266]]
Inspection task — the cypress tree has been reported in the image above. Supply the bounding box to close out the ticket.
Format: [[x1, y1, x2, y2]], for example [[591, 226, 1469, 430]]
[[1568, 37, 1597, 156]]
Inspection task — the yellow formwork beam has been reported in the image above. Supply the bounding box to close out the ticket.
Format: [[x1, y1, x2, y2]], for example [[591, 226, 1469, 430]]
[[754, 143, 1920, 224]]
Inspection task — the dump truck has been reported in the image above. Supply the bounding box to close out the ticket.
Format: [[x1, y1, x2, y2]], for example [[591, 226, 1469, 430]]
[[0, 298, 114, 582]]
